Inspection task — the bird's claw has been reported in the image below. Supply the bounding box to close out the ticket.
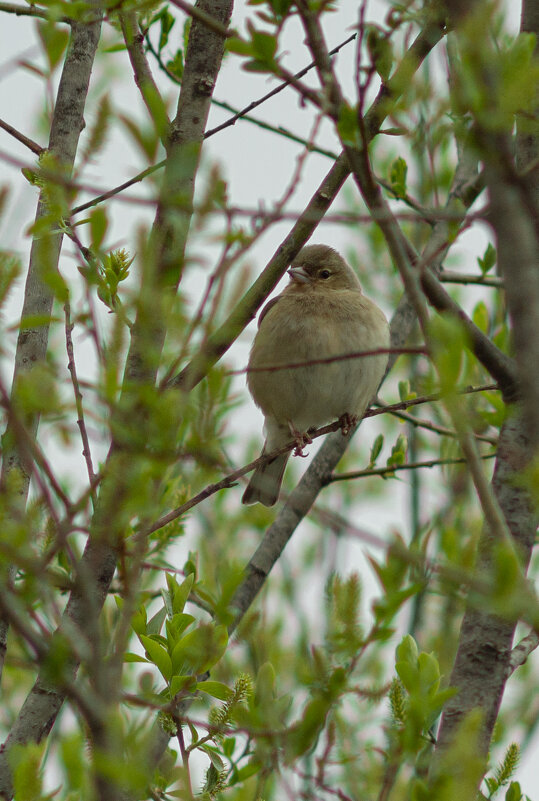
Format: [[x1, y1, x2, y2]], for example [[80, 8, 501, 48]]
[[339, 413, 358, 436], [288, 422, 312, 457]]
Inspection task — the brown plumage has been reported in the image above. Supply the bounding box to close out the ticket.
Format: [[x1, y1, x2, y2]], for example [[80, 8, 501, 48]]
[[242, 244, 390, 506]]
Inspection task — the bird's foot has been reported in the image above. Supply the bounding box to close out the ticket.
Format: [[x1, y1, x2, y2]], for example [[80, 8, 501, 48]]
[[288, 422, 312, 457], [339, 413, 358, 436]]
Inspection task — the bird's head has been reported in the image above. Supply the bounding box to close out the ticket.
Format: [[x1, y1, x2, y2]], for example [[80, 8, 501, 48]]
[[287, 245, 361, 292]]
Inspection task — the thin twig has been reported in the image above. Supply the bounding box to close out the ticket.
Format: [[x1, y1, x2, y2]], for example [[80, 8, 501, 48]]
[[120, 10, 169, 141], [0, 117, 43, 155], [383, 404, 498, 445], [439, 270, 503, 287], [329, 453, 496, 483], [64, 299, 97, 502], [168, 0, 230, 37], [0, 1, 62, 19], [228, 346, 427, 376]]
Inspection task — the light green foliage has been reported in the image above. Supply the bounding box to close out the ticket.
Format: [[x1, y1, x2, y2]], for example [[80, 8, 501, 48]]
[[394, 635, 456, 751], [451, 5, 539, 135], [81, 93, 112, 163], [369, 536, 425, 626], [337, 103, 361, 147], [478, 242, 497, 275], [325, 572, 363, 657], [227, 21, 279, 73], [37, 18, 69, 71], [484, 743, 520, 798], [0, 252, 20, 314], [425, 710, 488, 801], [369, 432, 384, 467], [389, 156, 408, 198], [9, 743, 45, 801], [97, 247, 133, 310], [367, 24, 394, 80], [428, 314, 469, 396]]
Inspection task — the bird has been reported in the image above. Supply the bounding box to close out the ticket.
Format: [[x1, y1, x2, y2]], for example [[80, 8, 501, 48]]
[[242, 244, 390, 506]]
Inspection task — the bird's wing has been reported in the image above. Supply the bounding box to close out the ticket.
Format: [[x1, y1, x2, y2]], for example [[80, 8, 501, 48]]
[[258, 295, 282, 327]]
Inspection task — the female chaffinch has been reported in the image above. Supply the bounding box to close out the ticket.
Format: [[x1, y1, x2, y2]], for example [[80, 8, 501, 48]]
[[242, 244, 390, 506]]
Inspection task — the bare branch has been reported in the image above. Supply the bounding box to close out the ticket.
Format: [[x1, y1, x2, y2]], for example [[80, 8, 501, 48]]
[[64, 300, 97, 502], [167, 0, 231, 37], [506, 630, 539, 677], [330, 453, 496, 482], [0, 117, 43, 155], [120, 10, 170, 142]]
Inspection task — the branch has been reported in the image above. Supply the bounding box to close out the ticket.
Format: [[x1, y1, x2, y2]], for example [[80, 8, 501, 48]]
[[70, 32, 355, 218], [0, 2, 61, 19], [120, 10, 170, 143], [329, 453, 496, 482], [0, 0, 103, 698], [439, 270, 503, 287], [140, 383, 500, 536], [0, 118, 43, 155], [167, 0, 231, 37], [205, 33, 357, 138], [376, 403, 498, 446], [64, 300, 97, 501], [0, 3, 235, 795], [506, 630, 539, 677], [432, 4, 539, 771]]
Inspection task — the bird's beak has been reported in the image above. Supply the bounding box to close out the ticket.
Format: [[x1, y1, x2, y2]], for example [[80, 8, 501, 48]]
[[287, 266, 311, 284]]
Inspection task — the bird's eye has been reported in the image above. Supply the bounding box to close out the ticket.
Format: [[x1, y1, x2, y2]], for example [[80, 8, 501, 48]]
[[320, 269, 331, 279]]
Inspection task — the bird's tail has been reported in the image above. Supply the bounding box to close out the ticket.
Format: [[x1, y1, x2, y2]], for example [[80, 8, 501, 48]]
[[242, 449, 290, 506]]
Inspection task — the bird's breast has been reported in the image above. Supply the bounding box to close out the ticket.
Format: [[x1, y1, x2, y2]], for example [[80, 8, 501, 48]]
[[247, 291, 389, 431]]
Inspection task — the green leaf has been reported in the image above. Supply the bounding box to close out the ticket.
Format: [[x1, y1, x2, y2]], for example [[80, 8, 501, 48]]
[[166, 50, 184, 81], [429, 315, 469, 394], [131, 605, 147, 635], [396, 634, 419, 665], [390, 156, 408, 198], [228, 760, 261, 786], [166, 613, 195, 643], [198, 680, 234, 701], [124, 653, 149, 663], [337, 103, 359, 146], [367, 26, 394, 80], [250, 29, 277, 62], [472, 300, 489, 333], [505, 782, 522, 801], [369, 434, 384, 466], [255, 662, 276, 707], [169, 674, 197, 697], [417, 652, 440, 693], [139, 635, 173, 681], [9, 743, 44, 801], [37, 20, 69, 70], [171, 623, 228, 675], [199, 744, 224, 771], [158, 8, 175, 51], [227, 37, 253, 56], [285, 696, 330, 761], [387, 434, 407, 468], [147, 606, 167, 636], [477, 242, 496, 274], [395, 660, 419, 692], [171, 573, 195, 614], [89, 207, 108, 251]]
